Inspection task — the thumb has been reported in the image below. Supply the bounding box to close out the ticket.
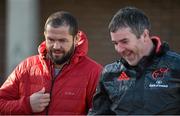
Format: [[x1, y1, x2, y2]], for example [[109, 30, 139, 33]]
[[38, 87, 45, 93]]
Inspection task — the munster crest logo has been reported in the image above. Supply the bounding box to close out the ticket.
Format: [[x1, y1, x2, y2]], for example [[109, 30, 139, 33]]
[[152, 67, 169, 79]]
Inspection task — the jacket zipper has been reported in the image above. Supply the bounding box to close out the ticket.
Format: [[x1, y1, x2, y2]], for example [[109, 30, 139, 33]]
[[45, 76, 56, 115], [45, 64, 68, 115]]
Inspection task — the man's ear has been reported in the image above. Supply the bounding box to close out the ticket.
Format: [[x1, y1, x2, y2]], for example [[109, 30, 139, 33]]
[[44, 31, 46, 37], [75, 33, 80, 46], [141, 29, 150, 42]]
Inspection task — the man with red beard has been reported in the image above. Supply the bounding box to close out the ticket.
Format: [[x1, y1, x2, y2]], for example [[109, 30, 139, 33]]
[[0, 11, 102, 115], [89, 6, 180, 115]]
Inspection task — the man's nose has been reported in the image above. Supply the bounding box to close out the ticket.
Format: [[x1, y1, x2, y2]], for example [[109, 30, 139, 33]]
[[53, 41, 61, 49], [116, 44, 125, 53]]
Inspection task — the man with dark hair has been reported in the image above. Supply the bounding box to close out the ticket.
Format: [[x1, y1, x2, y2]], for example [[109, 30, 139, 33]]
[[89, 6, 180, 115], [0, 11, 102, 115]]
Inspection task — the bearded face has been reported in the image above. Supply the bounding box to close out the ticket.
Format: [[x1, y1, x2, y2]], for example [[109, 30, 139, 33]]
[[45, 25, 77, 65], [47, 41, 75, 65]]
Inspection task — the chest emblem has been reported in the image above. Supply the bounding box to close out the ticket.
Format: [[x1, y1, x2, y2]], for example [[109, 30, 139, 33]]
[[152, 67, 169, 79], [118, 71, 130, 81], [149, 67, 169, 88]]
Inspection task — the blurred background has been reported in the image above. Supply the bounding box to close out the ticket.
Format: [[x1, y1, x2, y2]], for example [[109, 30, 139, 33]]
[[0, 0, 180, 85]]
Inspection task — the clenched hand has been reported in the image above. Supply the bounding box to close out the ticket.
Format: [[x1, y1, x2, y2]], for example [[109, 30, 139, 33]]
[[30, 87, 50, 113]]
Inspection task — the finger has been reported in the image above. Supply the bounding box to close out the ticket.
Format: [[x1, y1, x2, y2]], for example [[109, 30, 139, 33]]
[[40, 97, 50, 103], [41, 93, 50, 100], [43, 93, 50, 98], [40, 98, 50, 103], [38, 106, 46, 112], [38, 87, 45, 93], [40, 102, 50, 108]]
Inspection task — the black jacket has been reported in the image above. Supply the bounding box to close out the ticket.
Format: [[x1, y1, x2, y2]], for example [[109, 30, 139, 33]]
[[89, 37, 180, 115]]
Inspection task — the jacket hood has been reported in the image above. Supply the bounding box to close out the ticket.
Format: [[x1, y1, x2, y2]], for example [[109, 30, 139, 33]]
[[151, 36, 169, 55], [151, 36, 162, 53], [38, 30, 88, 63]]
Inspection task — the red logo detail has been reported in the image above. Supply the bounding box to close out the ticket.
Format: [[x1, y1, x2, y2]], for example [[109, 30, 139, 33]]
[[152, 67, 169, 79], [118, 71, 130, 80]]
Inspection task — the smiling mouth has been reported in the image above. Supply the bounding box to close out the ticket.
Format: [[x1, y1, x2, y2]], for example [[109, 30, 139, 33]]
[[123, 51, 131, 57], [124, 51, 136, 61]]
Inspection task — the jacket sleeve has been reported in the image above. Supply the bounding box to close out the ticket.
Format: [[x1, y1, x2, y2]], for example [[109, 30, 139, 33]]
[[0, 62, 32, 114], [86, 65, 102, 113], [88, 71, 115, 115]]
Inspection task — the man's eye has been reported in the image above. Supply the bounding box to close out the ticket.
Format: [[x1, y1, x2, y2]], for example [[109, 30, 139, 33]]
[[48, 39, 54, 42], [112, 42, 118, 45], [59, 39, 66, 42], [123, 41, 127, 44], [122, 40, 128, 44], [114, 43, 118, 45]]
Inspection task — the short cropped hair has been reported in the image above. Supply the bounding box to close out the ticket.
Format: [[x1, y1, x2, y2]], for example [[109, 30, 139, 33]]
[[109, 6, 151, 38], [44, 11, 78, 37]]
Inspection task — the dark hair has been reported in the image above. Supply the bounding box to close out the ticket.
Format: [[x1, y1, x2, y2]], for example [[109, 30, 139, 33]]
[[44, 11, 78, 37], [109, 6, 151, 38]]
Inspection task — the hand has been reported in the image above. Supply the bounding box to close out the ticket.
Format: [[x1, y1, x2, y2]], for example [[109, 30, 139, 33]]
[[30, 87, 50, 113]]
